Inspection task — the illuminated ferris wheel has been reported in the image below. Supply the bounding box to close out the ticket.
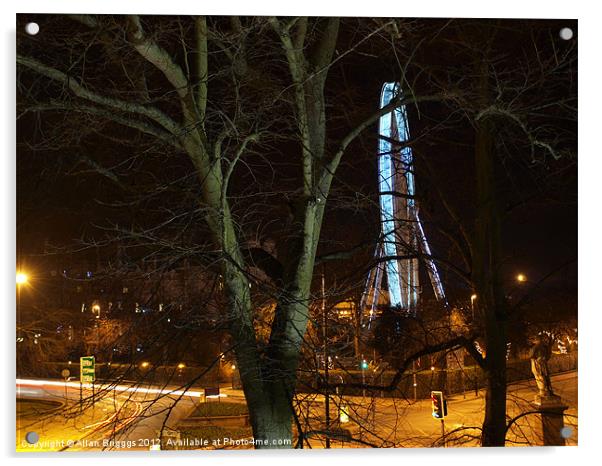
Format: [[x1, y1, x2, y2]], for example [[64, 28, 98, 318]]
[[361, 82, 447, 325]]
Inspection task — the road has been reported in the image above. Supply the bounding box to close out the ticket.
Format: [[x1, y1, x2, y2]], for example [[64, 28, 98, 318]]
[[299, 371, 577, 448], [16, 371, 577, 451], [16, 378, 204, 451]]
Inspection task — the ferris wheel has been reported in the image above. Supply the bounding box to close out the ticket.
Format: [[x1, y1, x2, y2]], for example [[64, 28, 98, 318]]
[[361, 82, 447, 326]]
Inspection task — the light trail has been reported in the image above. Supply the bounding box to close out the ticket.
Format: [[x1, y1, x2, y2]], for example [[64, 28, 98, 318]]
[[16, 378, 227, 398]]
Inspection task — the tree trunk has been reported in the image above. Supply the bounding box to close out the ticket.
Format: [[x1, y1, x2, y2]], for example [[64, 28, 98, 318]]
[[482, 325, 507, 446], [246, 385, 294, 449], [474, 72, 508, 446]]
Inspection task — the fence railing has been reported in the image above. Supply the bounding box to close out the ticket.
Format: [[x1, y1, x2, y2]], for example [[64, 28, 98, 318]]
[[298, 352, 578, 399]]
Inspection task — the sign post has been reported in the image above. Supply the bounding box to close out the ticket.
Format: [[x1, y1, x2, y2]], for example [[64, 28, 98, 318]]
[[204, 387, 220, 402], [61, 369, 70, 400], [80, 356, 96, 410]]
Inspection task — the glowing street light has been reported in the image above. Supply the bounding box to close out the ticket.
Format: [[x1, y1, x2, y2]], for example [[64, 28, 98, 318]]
[[16, 272, 28, 285], [177, 363, 186, 369], [516, 273, 527, 283]]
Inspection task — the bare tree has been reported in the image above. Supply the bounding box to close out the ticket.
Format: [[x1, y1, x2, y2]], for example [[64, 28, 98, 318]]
[[17, 16, 576, 449], [402, 19, 577, 446], [17, 15, 420, 447]]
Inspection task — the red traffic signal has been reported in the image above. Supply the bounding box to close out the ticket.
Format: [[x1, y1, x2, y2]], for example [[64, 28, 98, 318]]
[[431, 390, 447, 419]]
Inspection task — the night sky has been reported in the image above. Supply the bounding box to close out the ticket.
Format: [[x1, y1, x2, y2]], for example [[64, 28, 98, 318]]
[[16, 16, 577, 308]]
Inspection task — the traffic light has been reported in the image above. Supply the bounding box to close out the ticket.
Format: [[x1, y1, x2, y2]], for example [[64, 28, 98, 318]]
[[431, 391, 447, 419], [360, 359, 369, 370]]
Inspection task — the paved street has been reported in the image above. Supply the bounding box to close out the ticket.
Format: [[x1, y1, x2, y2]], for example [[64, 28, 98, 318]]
[[16, 371, 577, 450], [16, 379, 199, 451], [297, 371, 577, 448]]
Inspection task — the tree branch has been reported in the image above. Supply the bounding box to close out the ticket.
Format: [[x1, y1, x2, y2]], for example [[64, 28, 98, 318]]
[[309, 18, 340, 74], [194, 16, 208, 124], [127, 15, 204, 140], [17, 54, 181, 135], [222, 133, 261, 200], [319, 94, 453, 194], [128, 15, 190, 100], [22, 102, 182, 149]]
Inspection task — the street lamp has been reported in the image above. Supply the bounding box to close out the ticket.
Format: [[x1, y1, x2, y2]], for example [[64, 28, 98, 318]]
[[230, 364, 237, 390], [516, 273, 526, 283], [177, 362, 186, 380], [470, 294, 477, 319], [16, 271, 29, 316]]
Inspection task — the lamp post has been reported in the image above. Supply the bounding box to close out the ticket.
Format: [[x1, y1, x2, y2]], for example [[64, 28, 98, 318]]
[[16, 271, 28, 313], [470, 294, 477, 320], [412, 360, 417, 401], [230, 364, 236, 389], [508, 273, 527, 302]]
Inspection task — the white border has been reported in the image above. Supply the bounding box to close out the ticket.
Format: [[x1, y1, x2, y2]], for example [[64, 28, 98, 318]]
[[7, 0, 582, 18], [2, 1, 599, 465]]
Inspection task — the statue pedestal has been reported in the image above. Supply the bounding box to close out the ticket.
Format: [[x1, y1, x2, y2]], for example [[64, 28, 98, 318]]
[[532, 395, 569, 446]]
